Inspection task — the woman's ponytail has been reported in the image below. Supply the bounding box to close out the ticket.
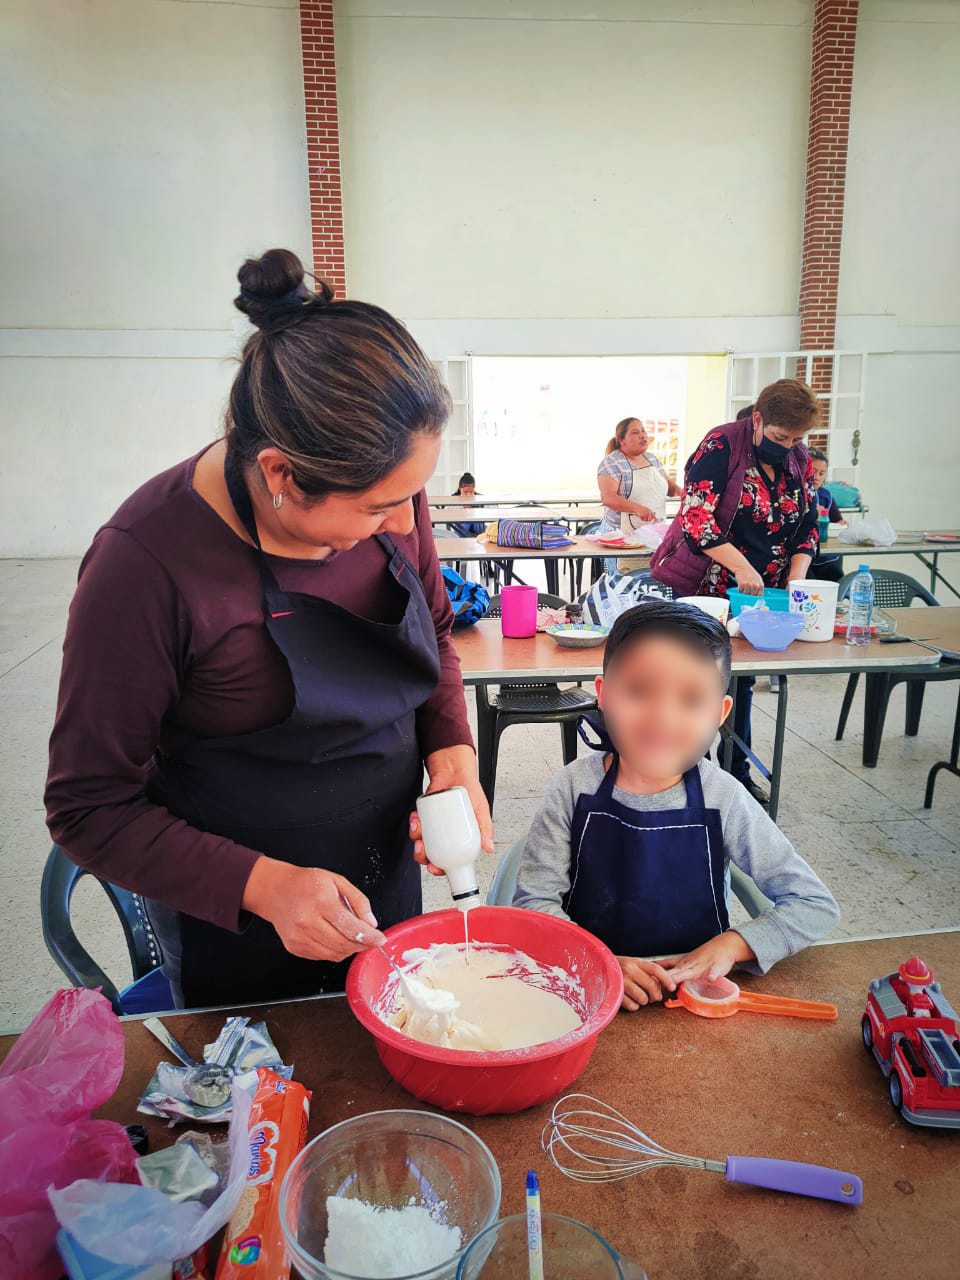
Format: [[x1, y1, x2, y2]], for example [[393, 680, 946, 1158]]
[[607, 418, 639, 456]]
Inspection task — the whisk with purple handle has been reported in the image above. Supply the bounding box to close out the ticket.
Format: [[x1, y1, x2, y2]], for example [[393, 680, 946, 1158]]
[[543, 1094, 863, 1206]]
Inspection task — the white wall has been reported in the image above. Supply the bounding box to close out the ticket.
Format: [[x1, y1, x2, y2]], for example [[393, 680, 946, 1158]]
[[837, 0, 960, 531], [0, 0, 311, 556], [336, 0, 960, 531], [2, 0, 957, 555], [337, 0, 812, 326]]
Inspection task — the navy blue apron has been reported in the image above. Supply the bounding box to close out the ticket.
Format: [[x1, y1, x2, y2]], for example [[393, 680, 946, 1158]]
[[563, 754, 729, 956], [150, 463, 441, 1007]]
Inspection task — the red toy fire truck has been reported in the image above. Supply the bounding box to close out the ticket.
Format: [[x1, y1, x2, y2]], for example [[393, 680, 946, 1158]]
[[862, 955, 960, 1129]]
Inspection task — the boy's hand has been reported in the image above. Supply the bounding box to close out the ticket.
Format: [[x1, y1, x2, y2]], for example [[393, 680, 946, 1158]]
[[617, 957, 677, 1011], [660, 931, 755, 986]]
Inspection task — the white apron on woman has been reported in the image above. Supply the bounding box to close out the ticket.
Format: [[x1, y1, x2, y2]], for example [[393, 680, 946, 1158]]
[[617, 462, 668, 573], [619, 462, 669, 531]]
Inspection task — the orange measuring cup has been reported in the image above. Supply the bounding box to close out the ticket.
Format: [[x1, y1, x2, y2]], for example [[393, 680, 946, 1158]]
[[664, 975, 837, 1021]]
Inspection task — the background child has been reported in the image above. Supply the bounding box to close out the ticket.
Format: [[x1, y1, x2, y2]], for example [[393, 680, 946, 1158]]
[[449, 471, 485, 537], [808, 447, 846, 583], [513, 600, 840, 1010]]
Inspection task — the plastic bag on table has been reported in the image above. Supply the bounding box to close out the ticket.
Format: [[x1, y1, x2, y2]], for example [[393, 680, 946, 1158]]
[[0, 988, 138, 1280], [837, 517, 896, 547], [620, 518, 672, 551], [49, 1076, 254, 1267], [578, 569, 671, 628]]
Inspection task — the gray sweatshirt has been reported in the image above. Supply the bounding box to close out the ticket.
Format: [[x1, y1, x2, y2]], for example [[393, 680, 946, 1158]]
[[512, 754, 840, 973]]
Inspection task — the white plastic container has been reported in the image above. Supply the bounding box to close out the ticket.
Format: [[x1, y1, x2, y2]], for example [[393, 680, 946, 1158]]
[[676, 596, 731, 625], [788, 578, 839, 642], [415, 787, 482, 909]]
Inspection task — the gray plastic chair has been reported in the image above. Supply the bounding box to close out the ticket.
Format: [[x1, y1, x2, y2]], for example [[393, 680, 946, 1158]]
[[834, 570, 959, 764], [40, 845, 172, 1014]]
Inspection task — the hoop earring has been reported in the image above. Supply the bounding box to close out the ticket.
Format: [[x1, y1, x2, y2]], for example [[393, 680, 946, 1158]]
[[273, 491, 283, 511]]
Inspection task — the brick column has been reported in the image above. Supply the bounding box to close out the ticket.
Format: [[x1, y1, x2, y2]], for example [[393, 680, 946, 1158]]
[[799, 0, 858, 427], [299, 1, 346, 296]]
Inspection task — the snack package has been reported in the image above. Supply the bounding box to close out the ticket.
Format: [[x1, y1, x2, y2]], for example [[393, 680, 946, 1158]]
[[215, 1069, 311, 1280]]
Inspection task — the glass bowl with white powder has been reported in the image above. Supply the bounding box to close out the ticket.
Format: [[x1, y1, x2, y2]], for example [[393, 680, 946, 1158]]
[[279, 1109, 501, 1280]]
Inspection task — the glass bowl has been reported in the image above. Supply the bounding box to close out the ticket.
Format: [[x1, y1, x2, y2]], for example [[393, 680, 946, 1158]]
[[279, 1109, 501, 1280], [456, 1213, 647, 1279]]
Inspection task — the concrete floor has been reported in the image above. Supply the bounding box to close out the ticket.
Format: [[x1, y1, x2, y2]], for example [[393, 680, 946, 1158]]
[[1, 556, 958, 1033]]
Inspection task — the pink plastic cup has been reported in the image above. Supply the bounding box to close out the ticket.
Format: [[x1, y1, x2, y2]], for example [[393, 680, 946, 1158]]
[[500, 584, 538, 638]]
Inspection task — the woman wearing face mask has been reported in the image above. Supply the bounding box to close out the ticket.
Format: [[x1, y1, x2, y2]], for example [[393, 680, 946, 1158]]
[[650, 379, 820, 805], [45, 249, 492, 1008]]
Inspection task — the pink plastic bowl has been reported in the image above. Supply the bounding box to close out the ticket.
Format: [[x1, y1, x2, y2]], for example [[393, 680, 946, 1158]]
[[346, 906, 624, 1116]]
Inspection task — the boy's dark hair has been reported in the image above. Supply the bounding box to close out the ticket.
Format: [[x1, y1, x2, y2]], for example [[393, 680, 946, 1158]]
[[603, 600, 732, 689], [735, 404, 754, 420], [808, 446, 828, 463]]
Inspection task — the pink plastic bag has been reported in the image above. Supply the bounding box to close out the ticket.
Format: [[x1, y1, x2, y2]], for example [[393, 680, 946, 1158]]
[[0, 988, 138, 1280]]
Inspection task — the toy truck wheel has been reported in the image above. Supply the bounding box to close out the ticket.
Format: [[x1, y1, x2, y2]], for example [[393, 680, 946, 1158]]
[[861, 1016, 873, 1051], [889, 1070, 903, 1113]]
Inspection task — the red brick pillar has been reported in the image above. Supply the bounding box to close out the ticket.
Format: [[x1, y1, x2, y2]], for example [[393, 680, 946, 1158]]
[[299, 1, 346, 296], [799, 0, 858, 426]]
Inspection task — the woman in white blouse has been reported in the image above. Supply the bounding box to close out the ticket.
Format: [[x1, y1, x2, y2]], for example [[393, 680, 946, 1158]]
[[597, 417, 680, 532]]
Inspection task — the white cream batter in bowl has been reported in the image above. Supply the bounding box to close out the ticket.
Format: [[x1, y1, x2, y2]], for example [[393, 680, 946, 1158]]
[[346, 906, 624, 1116]]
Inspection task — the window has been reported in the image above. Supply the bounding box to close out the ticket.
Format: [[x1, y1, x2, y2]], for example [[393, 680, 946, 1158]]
[[727, 351, 866, 483]]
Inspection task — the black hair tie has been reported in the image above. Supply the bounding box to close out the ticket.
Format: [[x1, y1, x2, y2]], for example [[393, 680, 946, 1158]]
[[239, 284, 319, 310]]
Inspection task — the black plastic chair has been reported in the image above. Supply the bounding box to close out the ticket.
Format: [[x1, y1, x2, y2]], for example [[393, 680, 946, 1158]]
[[474, 594, 597, 811], [41, 845, 173, 1014], [578, 521, 605, 589], [834, 570, 960, 765]]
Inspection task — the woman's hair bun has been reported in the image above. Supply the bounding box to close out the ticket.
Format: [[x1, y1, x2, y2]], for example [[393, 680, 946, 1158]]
[[234, 248, 335, 331]]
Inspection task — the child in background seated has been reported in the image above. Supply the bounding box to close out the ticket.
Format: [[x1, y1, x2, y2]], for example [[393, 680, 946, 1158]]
[[808, 447, 846, 583], [513, 601, 840, 1010], [449, 471, 485, 538]]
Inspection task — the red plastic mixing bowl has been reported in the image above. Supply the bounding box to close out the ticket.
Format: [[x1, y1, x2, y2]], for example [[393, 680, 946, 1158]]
[[346, 906, 623, 1115]]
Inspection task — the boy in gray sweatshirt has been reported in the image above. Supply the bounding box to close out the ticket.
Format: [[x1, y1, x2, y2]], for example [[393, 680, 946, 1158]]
[[513, 600, 840, 1011]]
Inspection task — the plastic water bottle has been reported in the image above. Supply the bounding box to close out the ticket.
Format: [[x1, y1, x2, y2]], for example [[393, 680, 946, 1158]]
[[845, 564, 874, 646]]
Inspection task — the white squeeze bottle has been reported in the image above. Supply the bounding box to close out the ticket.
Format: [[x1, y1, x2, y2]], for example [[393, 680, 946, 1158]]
[[845, 563, 875, 646], [415, 787, 482, 910]]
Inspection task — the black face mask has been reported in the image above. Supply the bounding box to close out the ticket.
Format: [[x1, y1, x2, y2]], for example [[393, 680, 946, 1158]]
[[755, 436, 791, 464]]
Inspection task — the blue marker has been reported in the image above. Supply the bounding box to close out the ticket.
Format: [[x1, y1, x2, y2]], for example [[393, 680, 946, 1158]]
[[526, 1170, 544, 1280]]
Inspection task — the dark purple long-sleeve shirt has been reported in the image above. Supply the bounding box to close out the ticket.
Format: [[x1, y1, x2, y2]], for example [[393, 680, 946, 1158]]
[[45, 448, 472, 933]]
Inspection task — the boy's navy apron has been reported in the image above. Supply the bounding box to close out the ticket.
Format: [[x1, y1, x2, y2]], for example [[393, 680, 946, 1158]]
[[149, 464, 441, 1007], [564, 754, 729, 956]]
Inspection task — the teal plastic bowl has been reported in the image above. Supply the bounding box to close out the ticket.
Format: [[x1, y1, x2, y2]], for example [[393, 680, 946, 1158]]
[[737, 608, 806, 651], [727, 587, 789, 617]]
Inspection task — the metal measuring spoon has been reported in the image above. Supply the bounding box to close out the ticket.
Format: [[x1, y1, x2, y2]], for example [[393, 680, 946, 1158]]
[[143, 1017, 233, 1107]]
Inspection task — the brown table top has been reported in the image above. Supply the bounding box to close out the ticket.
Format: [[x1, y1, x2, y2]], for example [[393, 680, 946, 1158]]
[[433, 535, 650, 563], [823, 531, 960, 557], [5, 932, 957, 1278], [427, 492, 600, 508], [882, 606, 960, 656], [429, 505, 563, 524], [452, 612, 949, 682]]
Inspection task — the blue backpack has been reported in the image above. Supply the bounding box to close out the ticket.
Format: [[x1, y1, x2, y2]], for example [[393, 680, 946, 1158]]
[[441, 566, 490, 626], [825, 480, 863, 511]]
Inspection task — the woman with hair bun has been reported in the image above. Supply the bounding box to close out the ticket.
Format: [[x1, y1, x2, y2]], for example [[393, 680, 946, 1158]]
[[46, 249, 492, 1007]]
